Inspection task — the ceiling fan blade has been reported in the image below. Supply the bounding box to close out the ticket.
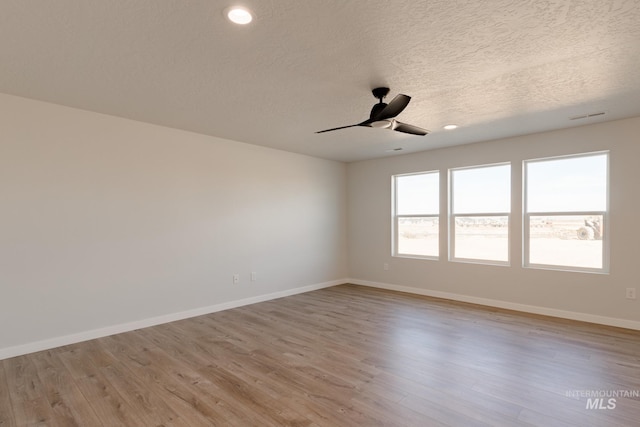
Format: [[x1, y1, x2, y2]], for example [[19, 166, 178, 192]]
[[371, 94, 411, 121], [315, 124, 359, 134], [391, 120, 429, 136]]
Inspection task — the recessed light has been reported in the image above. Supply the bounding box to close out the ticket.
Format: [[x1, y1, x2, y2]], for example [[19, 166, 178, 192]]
[[443, 124, 458, 130], [226, 6, 253, 25]]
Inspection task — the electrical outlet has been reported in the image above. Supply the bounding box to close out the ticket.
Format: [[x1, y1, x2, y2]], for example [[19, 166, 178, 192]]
[[383, 263, 389, 271], [251, 272, 257, 282], [233, 274, 240, 284], [626, 288, 636, 300]]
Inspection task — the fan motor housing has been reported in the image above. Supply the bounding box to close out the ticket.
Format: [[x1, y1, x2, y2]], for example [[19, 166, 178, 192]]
[[372, 87, 390, 100]]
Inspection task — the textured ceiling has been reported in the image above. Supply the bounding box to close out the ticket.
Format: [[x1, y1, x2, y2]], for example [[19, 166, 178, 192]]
[[1, 0, 639, 162]]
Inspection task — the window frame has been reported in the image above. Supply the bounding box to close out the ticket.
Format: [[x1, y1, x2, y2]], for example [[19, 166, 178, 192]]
[[449, 162, 511, 266], [523, 151, 610, 273], [392, 170, 440, 260]]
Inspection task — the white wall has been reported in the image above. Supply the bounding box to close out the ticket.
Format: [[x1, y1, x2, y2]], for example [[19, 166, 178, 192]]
[[348, 117, 640, 327], [0, 94, 347, 356]]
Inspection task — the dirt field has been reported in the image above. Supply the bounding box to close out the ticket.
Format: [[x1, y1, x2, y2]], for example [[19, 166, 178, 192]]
[[398, 216, 603, 268]]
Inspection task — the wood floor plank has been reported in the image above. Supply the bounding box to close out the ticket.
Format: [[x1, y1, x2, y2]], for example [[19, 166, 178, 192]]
[[0, 361, 17, 427], [57, 347, 106, 380], [99, 362, 185, 427], [28, 350, 103, 427], [196, 363, 315, 427], [2, 355, 58, 426], [2, 284, 640, 426], [72, 367, 146, 427], [109, 345, 243, 426]]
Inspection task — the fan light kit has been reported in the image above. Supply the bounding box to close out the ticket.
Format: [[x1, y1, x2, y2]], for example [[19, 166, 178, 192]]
[[226, 6, 253, 24], [443, 124, 458, 130], [371, 120, 392, 128], [316, 87, 429, 136]]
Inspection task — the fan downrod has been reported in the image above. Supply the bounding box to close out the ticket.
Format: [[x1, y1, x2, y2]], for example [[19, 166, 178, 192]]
[[372, 87, 390, 102]]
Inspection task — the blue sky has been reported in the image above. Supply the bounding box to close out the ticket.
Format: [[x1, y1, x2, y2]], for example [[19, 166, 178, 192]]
[[396, 153, 607, 215]]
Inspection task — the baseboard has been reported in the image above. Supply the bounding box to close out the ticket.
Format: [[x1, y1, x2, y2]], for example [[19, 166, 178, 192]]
[[0, 279, 346, 360], [348, 278, 640, 331]]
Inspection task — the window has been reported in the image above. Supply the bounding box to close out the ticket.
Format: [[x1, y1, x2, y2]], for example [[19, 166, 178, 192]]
[[393, 171, 439, 258], [450, 163, 511, 264], [524, 152, 608, 272]]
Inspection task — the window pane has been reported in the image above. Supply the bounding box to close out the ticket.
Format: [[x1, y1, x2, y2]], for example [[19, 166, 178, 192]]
[[452, 165, 510, 214], [396, 173, 439, 215], [454, 216, 509, 262], [397, 217, 439, 257], [529, 215, 603, 269], [526, 154, 607, 213]]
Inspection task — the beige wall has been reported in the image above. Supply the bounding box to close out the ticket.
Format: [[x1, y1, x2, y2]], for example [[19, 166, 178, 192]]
[[0, 94, 348, 354], [348, 116, 640, 325]]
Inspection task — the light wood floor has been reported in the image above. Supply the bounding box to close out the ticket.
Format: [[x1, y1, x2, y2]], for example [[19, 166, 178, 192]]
[[1, 284, 639, 426]]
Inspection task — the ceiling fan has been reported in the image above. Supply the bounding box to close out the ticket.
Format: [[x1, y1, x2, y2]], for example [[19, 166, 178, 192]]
[[315, 87, 428, 136]]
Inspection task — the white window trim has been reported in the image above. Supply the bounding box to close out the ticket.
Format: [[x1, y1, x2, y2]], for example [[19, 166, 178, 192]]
[[522, 151, 610, 274], [392, 171, 439, 260], [449, 163, 511, 266]]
